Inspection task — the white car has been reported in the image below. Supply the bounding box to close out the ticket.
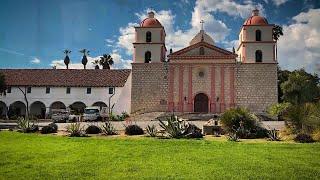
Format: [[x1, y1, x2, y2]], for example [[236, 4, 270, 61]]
[[83, 107, 102, 121]]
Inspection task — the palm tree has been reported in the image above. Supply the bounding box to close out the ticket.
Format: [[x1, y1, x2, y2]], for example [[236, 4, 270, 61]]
[[79, 49, 90, 69], [92, 60, 100, 69], [272, 25, 283, 41], [63, 49, 71, 69], [99, 54, 114, 69]]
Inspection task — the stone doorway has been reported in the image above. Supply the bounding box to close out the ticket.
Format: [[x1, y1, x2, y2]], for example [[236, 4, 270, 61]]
[[194, 93, 209, 113]]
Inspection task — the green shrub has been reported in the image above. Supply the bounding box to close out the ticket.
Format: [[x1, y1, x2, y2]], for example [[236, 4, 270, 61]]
[[220, 107, 259, 138], [312, 129, 320, 142], [85, 125, 101, 134], [184, 124, 203, 138], [67, 122, 85, 137], [102, 121, 117, 135], [267, 102, 291, 120], [294, 133, 314, 143], [284, 103, 320, 134], [146, 124, 157, 137], [41, 126, 56, 134], [48, 123, 58, 132], [125, 124, 144, 135]]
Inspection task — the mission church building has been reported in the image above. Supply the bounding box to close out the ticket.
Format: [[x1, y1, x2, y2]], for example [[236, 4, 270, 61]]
[[131, 9, 277, 114], [0, 9, 277, 118]]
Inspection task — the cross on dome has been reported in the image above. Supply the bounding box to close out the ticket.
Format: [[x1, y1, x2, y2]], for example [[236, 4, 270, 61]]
[[200, 20, 204, 30]]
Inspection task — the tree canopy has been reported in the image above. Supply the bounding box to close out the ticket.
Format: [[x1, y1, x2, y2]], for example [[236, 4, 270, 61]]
[[281, 69, 320, 105]]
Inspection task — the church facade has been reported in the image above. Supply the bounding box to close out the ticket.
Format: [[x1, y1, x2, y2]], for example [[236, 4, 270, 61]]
[[131, 10, 278, 114]]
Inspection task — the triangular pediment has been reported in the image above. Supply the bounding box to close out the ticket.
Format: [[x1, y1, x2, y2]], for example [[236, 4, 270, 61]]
[[168, 41, 236, 58]]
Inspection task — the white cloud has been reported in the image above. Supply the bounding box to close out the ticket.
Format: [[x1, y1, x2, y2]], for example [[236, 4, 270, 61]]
[[117, 22, 138, 55], [30, 57, 40, 64], [111, 52, 132, 69], [194, 0, 264, 19], [278, 8, 320, 73], [272, 0, 289, 6], [115, 0, 263, 56]]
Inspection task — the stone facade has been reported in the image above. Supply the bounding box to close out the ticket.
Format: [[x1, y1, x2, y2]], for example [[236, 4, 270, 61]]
[[131, 10, 278, 114], [235, 63, 278, 112], [131, 63, 168, 113]]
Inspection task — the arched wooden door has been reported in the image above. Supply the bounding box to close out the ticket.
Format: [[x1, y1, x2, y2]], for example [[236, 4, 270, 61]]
[[194, 93, 209, 113]]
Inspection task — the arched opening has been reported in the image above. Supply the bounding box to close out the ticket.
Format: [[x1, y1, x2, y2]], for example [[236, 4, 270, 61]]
[[70, 101, 86, 114], [194, 93, 209, 113], [256, 30, 261, 41], [30, 101, 46, 119], [255, 50, 263, 62], [50, 101, 66, 110], [8, 101, 26, 118], [92, 101, 107, 110], [199, 47, 205, 55], [0, 101, 7, 119], [145, 51, 151, 63], [146, 31, 152, 42]]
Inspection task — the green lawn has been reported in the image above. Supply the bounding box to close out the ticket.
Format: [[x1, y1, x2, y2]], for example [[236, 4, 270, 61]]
[[0, 132, 320, 179]]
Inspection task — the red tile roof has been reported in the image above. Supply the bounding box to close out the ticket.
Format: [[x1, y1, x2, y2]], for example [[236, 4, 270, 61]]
[[0, 69, 131, 87]]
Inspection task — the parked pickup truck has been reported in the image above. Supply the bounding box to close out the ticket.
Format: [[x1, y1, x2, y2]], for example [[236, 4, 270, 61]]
[[83, 107, 103, 121]]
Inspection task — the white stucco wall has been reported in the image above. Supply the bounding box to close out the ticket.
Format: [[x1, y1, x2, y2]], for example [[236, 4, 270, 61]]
[[0, 84, 131, 115]]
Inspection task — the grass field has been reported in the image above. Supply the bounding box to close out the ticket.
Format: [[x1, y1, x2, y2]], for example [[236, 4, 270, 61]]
[[0, 131, 320, 179]]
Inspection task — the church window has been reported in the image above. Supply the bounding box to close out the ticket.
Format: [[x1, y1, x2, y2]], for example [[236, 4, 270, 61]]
[[145, 51, 151, 63], [199, 47, 205, 55], [256, 30, 261, 41], [27, 87, 32, 93], [146, 31, 152, 42], [255, 50, 262, 62], [199, 71, 204, 77]]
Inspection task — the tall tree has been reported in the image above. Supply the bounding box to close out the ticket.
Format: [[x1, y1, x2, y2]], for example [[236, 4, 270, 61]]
[[18, 86, 30, 120], [79, 49, 90, 69], [63, 49, 71, 69], [0, 72, 6, 96], [278, 66, 291, 102], [92, 60, 100, 69], [99, 54, 114, 69], [281, 69, 320, 105], [273, 25, 283, 41]]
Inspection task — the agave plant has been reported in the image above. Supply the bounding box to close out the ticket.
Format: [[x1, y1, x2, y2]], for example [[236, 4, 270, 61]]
[[102, 121, 117, 135], [159, 115, 186, 138], [66, 122, 85, 137], [146, 124, 157, 137], [267, 128, 281, 141], [63, 49, 71, 69], [79, 49, 90, 69]]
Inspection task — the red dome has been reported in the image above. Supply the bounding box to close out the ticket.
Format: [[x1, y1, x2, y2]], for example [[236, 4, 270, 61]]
[[244, 9, 268, 26], [140, 18, 162, 27]]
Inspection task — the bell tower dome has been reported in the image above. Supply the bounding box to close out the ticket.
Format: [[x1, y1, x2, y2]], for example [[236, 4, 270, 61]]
[[237, 9, 276, 63], [133, 11, 166, 63]]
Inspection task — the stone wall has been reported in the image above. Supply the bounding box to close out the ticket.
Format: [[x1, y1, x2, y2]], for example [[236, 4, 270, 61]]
[[235, 63, 278, 112], [131, 63, 168, 113]]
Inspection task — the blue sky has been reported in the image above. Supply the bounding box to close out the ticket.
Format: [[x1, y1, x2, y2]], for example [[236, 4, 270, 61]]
[[0, 0, 319, 73]]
